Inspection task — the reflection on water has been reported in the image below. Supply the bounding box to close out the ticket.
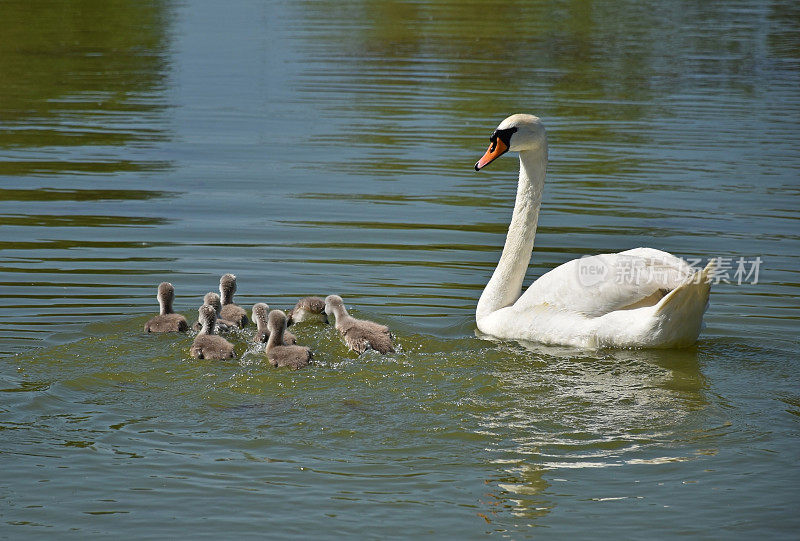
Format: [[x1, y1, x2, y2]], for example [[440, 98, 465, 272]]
[[0, 0, 172, 169], [479, 346, 707, 522], [0, 0, 174, 349], [1, 0, 799, 537]]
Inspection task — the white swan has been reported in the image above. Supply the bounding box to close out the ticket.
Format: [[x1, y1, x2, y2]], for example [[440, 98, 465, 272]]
[[473, 114, 714, 348]]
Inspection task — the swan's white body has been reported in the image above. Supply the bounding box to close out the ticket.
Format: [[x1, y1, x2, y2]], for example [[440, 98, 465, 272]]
[[475, 114, 713, 348]]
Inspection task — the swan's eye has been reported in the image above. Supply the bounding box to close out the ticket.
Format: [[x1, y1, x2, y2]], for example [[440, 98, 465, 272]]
[[489, 135, 498, 152], [494, 127, 518, 147]]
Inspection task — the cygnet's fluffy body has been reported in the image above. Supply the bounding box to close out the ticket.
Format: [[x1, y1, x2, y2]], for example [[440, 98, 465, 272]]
[[252, 303, 296, 345], [191, 304, 235, 360], [324, 295, 394, 354], [144, 282, 189, 333], [286, 296, 327, 325], [219, 273, 248, 328], [192, 292, 236, 332], [265, 310, 311, 370]]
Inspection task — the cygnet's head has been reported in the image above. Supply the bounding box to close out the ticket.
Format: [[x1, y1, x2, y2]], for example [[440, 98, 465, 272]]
[[157, 282, 175, 313], [252, 303, 269, 330], [157, 282, 175, 302], [266, 309, 287, 335], [287, 296, 328, 326], [198, 304, 217, 330], [298, 296, 325, 314], [324, 295, 345, 320], [219, 274, 237, 301], [474, 114, 546, 170], [203, 292, 222, 314]]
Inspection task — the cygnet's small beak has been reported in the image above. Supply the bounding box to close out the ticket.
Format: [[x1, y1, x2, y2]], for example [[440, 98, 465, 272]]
[[475, 138, 509, 171]]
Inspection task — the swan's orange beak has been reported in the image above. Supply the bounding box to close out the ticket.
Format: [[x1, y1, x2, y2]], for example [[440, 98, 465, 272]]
[[474, 138, 509, 171]]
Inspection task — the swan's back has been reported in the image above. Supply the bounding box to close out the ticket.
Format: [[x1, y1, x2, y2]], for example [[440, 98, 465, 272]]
[[190, 335, 235, 360], [287, 296, 327, 324], [266, 344, 311, 369], [480, 254, 713, 348], [145, 313, 189, 333], [338, 318, 394, 354], [517, 248, 693, 317]]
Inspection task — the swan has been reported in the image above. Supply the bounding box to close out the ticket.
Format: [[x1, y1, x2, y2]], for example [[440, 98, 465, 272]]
[[192, 292, 235, 332], [219, 273, 248, 328], [324, 295, 395, 354], [265, 310, 312, 369], [473, 114, 714, 348], [191, 304, 236, 360], [252, 303, 297, 345], [286, 296, 328, 325], [144, 282, 189, 333]]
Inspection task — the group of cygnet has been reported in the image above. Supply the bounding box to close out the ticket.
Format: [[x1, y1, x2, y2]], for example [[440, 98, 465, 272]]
[[144, 274, 394, 369]]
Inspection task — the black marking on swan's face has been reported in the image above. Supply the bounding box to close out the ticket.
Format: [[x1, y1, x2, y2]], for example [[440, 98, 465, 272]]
[[475, 126, 519, 171], [489, 127, 518, 153]]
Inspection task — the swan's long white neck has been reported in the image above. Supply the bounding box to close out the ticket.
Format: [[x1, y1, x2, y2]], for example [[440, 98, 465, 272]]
[[476, 145, 547, 322]]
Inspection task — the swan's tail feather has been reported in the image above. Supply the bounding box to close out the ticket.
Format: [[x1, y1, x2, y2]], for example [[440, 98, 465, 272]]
[[655, 259, 714, 316], [650, 259, 714, 345]]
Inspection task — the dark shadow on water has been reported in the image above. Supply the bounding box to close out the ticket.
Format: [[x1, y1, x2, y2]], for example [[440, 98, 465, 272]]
[[0, 188, 175, 203]]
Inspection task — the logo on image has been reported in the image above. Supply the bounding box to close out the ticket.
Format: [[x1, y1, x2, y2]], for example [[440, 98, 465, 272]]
[[576, 255, 611, 287]]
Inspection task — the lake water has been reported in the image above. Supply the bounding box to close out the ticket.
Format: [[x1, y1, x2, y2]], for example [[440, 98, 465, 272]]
[[1, 0, 799, 537]]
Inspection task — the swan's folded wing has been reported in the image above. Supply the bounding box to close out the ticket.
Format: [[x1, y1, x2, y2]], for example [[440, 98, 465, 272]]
[[516, 248, 695, 317]]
